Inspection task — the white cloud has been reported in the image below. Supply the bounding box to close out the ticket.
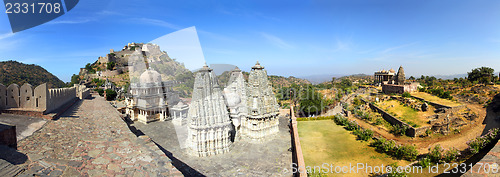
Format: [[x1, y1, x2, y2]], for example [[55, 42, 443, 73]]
[[47, 19, 92, 24], [381, 42, 418, 54], [261, 32, 293, 49], [0, 32, 14, 40], [130, 18, 181, 30]]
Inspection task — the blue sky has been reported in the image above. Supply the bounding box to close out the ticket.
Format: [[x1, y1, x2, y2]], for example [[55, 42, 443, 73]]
[[1, 0, 499, 82]]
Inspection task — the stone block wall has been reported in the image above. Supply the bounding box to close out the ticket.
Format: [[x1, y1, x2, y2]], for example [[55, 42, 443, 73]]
[[359, 97, 427, 137], [0, 83, 89, 114], [0, 123, 16, 149], [46, 87, 77, 113]]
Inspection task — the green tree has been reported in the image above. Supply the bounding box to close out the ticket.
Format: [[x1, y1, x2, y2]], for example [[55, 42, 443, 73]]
[[105, 89, 117, 101], [69, 74, 80, 86], [107, 61, 116, 70], [468, 67, 494, 84], [299, 85, 325, 116], [339, 78, 352, 90]]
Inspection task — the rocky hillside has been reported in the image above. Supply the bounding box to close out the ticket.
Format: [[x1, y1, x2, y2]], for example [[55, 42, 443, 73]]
[[217, 70, 311, 89], [78, 42, 310, 98], [0, 60, 66, 88]]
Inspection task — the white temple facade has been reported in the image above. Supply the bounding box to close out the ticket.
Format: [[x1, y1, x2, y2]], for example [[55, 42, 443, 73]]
[[241, 61, 280, 140], [186, 64, 233, 157], [223, 67, 248, 138], [125, 68, 169, 124]]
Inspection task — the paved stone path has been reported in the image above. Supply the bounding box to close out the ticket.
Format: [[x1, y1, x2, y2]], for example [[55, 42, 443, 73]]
[[15, 94, 181, 176], [0, 114, 46, 141]]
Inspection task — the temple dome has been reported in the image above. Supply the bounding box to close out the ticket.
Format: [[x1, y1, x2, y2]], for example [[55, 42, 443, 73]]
[[225, 92, 241, 107], [140, 68, 162, 83]]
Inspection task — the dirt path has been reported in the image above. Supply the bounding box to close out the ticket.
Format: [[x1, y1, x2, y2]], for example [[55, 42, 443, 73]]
[[336, 91, 495, 154]]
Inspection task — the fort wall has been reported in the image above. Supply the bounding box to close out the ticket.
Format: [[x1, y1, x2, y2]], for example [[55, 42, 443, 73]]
[[0, 83, 90, 115]]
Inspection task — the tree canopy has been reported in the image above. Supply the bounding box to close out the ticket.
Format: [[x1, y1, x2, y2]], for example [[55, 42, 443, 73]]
[[468, 67, 494, 84]]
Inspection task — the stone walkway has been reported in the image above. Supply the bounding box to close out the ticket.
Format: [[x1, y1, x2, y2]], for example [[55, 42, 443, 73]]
[[133, 116, 293, 176], [15, 94, 181, 176]]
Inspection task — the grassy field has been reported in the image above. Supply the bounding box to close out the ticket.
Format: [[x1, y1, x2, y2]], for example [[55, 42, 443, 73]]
[[411, 92, 462, 107], [298, 120, 408, 176], [377, 100, 432, 127]]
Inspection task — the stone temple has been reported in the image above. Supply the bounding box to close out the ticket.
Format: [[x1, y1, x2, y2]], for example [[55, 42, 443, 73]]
[[186, 64, 233, 157], [125, 68, 177, 124], [223, 66, 247, 138], [374, 66, 419, 94], [241, 61, 280, 140]]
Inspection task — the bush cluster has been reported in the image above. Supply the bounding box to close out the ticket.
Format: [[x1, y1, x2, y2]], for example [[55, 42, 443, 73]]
[[370, 137, 418, 161], [296, 116, 334, 121], [467, 128, 500, 154], [94, 88, 104, 96], [333, 114, 374, 141], [390, 124, 408, 136]]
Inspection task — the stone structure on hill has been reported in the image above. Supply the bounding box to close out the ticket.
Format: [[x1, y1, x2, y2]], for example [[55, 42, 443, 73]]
[[186, 64, 233, 157], [223, 67, 248, 137], [125, 68, 178, 124], [0, 83, 90, 114], [374, 66, 419, 94], [374, 68, 396, 85], [242, 61, 280, 140]]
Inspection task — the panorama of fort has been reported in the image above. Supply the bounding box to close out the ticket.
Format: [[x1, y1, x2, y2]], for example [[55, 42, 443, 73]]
[[1, 42, 500, 177]]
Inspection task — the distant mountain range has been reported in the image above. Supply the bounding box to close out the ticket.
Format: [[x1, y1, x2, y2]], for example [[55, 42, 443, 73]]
[[299, 73, 473, 84], [0, 60, 66, 88], [298, 74, 347, 84]]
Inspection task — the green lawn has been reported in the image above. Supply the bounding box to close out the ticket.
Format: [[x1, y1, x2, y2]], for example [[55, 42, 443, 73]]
[[412, 92, 462, 107], [298, 120, 408, 176]]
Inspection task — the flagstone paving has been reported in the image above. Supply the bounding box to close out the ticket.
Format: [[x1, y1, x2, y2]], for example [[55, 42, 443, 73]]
[[15, 94, 181, 177]]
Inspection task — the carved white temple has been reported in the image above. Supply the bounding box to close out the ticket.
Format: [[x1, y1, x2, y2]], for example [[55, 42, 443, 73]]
[[186, 64, 233, 157], [241, 61, 280, 140], [223, 67, 248, 138], [125, 68, 171, 124]]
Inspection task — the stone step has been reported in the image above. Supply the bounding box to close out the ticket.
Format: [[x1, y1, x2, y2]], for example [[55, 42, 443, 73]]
[[0, 159, 24, 177]]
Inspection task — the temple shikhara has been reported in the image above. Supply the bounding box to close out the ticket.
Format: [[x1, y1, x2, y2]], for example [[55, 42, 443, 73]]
[[186, 64, 233, 157], [241, 61, 280, 140]]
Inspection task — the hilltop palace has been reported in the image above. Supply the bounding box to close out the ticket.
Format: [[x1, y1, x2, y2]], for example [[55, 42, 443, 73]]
[[123, 58, 281, 157]]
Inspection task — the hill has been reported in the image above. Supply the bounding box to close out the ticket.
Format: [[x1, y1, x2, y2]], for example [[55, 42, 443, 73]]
[[0, 60, 66, 88], [217, 70, 311, 89]]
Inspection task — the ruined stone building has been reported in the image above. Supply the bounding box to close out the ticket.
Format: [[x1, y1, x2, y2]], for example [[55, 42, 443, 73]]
[[241, 61, 280, 140], [125, 68, 178, 124], [374, 66, 419, 94], [223, 67, 247, 137], [186, 64, 233, 157]]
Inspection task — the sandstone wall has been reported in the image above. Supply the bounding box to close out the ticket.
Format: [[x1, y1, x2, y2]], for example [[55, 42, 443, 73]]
[[359, 97, 427, 137], [46, 87, 77, 113], [0, 83, 90, 115]]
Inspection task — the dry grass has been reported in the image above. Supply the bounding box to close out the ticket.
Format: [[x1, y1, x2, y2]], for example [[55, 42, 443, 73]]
[[378, 100, 432, 127], [298, 120, 408, 176], [411, 92, 462, 107]]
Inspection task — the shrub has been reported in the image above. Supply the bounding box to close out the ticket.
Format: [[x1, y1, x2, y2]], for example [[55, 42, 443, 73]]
[[416, 158, 432, 168], [354, 129, 373, 141], [94, 88, 104, 96], [374, 118, 383, 125], [390, 124, 408, 136], [398, 144, 418, 161], [402, 92, 411, 98], [105, 89, 117, 101], [443, 148, 460, 163], [428, 145, 444, 163], [467, 128, 499, 154]]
